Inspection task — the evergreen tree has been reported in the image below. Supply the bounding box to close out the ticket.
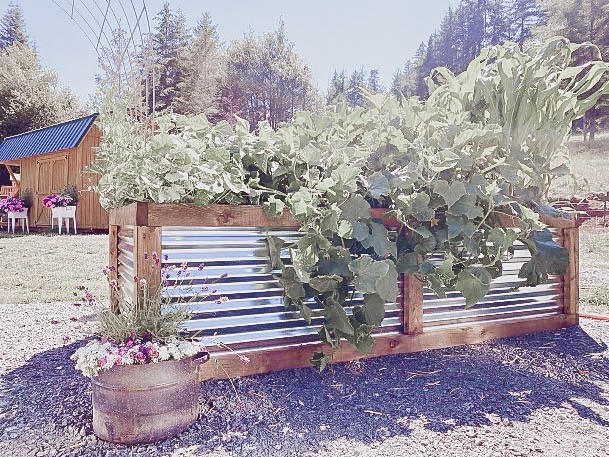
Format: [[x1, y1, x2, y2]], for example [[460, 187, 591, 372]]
[[367, 69, 381, 93], [327, 70, 347, 104], [152, 2, 190, 113], [510, 0, 546, 46], [345, 68, 366, 106], [0, 2, 28, 50], [406, 0, 547, 97], [435, 7, 458, 69], [416, 36, 436, 97], [390, 69, 404, 98], [179, 12, 225, 115], [486, 0, 510, 44]]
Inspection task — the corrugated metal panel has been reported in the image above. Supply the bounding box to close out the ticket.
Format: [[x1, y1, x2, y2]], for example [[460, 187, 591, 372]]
[[423, 241, 563, 330], [0, 114, 98, 162], [117, 225, 136, 315], [161, 227, 402, 349]]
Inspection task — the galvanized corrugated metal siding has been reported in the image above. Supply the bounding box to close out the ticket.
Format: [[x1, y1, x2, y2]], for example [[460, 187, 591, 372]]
[[0, 114, 98, 162], [117, 226, 136, 315], [161, 227, 402, 349], [423, 241, 562, 330]]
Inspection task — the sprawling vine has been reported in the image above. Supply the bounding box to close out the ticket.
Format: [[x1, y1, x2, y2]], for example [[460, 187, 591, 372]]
[[93, 38, 609, 369]]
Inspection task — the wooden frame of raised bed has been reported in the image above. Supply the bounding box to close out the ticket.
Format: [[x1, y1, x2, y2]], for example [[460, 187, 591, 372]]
[[109, 203, 579, 381]]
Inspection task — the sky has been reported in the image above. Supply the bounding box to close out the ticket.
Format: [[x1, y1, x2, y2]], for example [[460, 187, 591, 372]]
[[1, 0, 458, 102]]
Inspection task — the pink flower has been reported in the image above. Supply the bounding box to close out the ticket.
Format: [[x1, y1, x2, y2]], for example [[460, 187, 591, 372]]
[[98, 356, 107, 367]]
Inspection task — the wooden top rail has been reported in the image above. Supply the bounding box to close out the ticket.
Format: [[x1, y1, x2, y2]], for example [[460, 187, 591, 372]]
[[109, 202, 576, 229]]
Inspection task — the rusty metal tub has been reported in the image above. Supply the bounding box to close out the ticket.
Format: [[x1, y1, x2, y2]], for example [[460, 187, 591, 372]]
[[91, 352, 209, 444]]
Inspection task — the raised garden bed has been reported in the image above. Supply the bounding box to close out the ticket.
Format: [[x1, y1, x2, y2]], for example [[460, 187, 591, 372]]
[[109, 202, 579, 381]]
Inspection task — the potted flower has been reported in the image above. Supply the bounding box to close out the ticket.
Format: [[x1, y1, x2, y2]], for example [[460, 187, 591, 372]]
[[0, 189, 32, 232], [71, 259, 235, 444], [43, 184, 79, 221]]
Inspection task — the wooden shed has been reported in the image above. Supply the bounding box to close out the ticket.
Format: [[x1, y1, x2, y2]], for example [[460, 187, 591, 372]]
[[0, 114, 108, 231]]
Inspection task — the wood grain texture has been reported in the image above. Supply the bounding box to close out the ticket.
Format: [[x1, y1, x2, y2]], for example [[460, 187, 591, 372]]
[[146, 203, 300, 228], [561, 227, 580, 318], [109, 202, 148, 226], [402, 273, 424, 334], [111, 204, 575, 229], [199, 313, 577, 381], [108, 225, 119, 312], [135, 226, 162, 308], [109, 203, 400, 229]]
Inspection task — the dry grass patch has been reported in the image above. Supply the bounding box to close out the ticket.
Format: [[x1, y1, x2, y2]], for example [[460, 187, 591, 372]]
[[551, 132, 609, 197], [579, 225, 609, 311], [0, 232, 108, 304]]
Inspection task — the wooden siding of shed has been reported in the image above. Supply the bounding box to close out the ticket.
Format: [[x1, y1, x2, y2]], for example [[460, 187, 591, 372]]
[[18, 124, 108, 230]]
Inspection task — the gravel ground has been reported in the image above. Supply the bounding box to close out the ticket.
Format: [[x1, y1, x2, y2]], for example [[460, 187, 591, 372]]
[[1, 302, 609, 457]]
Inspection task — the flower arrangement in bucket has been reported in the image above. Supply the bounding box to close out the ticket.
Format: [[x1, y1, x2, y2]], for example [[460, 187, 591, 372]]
[[43, 185, 79, 208], [0, 196, 25, 213], [71, 256, 240, 444]]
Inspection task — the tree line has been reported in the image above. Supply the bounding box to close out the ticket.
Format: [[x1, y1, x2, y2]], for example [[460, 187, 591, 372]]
[[385, 0, 609, 137], [1, 0, 609, 143], [105, 3, 323, 129]]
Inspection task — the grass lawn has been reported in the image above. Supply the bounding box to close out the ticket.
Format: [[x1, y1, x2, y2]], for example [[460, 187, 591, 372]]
[[0, 232, 108, 304]]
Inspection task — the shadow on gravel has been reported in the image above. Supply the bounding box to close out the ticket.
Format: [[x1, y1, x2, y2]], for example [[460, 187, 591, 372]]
[[1, 325, 608, 456]]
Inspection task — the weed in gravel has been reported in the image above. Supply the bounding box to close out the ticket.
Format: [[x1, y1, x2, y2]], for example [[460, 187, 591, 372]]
[[581, 286, 609, 307]]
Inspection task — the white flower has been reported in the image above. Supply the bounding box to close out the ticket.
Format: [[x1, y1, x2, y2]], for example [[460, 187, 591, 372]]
[[158, 346, 170, 361], [71, 337, 205, 378]]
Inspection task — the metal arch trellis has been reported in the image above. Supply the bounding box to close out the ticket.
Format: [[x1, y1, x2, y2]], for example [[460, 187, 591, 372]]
[[49, 0, 157, 118]]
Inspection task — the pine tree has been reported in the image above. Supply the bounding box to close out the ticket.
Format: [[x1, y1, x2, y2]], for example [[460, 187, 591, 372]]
[[0, 2, 28, 50], [345, 68, 366, 106], [486, 0, 510, 44], [367, 69, 381, 93], [435, 7, 458, 69], [327, 70, 347, 104], [179, 12, 225, 115], [390, 69, 404, 98], [152, 2, 191, 113], [416, 36, 437, 98], [407, 0, 547, 97], [510, 0, 546, 46]]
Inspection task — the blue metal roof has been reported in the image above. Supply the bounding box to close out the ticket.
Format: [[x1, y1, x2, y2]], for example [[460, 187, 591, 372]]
[[0, 113, 98, 162]]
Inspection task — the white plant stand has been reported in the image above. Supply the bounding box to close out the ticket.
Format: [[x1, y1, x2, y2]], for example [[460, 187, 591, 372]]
[[7, 208, 29, 234], [51, 206, 77, 234]]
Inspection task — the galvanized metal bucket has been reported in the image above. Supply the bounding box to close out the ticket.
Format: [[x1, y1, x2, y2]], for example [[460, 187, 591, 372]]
[[91, 351, 209, 444]]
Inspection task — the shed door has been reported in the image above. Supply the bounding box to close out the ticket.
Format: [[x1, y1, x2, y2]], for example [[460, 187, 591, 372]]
[[35, 156, 68, 225]]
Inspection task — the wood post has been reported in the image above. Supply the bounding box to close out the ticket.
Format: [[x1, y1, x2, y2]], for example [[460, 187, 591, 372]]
[[108, 225, 119, 312], [134, 225, 162, 309], [561, 226, 580, 320], [402, 273, 424, 334]]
